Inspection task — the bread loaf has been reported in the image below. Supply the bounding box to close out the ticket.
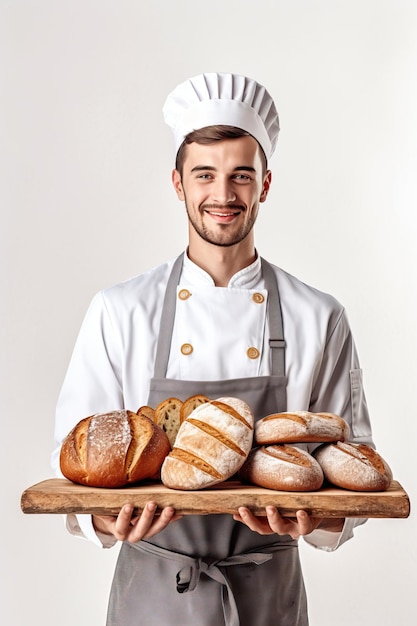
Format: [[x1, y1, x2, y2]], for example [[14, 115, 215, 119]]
[[161, 397, 254, 490], [314, 442, 393, 491], [239, 445, 324, 491], [255, 411, 349, 445], [60, 409, 171, 488]]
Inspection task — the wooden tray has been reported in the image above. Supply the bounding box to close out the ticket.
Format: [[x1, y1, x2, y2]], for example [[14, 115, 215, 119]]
[[21, 478, 410, 518]]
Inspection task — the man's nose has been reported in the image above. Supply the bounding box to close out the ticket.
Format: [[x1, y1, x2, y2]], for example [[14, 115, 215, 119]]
[[211, 179, 236, 204]]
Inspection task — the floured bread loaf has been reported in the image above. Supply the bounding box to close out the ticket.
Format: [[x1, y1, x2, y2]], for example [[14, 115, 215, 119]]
[[314, 442, 393, 491], [60, 409, 171, 488], [239, 445, 324, 491], [161, 397, 254, 490], [255, 411, 349, 444]]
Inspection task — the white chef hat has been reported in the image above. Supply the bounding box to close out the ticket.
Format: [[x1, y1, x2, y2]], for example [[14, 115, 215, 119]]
[[163, 72, 280, 159]]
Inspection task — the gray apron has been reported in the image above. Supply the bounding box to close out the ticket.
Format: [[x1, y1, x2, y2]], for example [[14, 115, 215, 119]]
[[107, 255, 308, 626]]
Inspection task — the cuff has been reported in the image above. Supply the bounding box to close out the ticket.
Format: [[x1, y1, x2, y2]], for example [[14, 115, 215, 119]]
[[65, 514, 118, 549], [303, 518, 367, 552]]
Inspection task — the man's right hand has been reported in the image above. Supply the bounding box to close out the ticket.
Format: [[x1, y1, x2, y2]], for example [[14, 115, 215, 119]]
[[93, 501, 182, 543]]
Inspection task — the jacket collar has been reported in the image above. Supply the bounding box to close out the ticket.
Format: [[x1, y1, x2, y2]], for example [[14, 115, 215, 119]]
[[182, 251, 262, 289]]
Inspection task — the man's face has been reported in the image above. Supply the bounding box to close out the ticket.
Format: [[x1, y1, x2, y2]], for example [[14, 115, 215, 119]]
[[172, 136, 271, 248]]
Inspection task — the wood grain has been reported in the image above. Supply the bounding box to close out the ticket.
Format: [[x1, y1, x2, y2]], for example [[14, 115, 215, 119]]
[[20, 478, 410, 518]]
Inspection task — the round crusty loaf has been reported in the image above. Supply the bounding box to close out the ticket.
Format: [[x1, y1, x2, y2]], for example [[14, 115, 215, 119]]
[[314, 442, 393, 491], [60, 409, 171, 488], [161, 397, 254, 490], [255, 411, 350, 445], [239, 445, 324, 491]]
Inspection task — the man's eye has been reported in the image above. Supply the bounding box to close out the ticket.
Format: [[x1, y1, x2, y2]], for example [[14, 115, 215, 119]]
[[197, 174, 212, 179], [234, 174, 251, 181]]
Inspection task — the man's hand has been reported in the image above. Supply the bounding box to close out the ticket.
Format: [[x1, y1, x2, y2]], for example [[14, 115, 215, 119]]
[[93, 501, 182, 543], [233, 506, 344, 540]]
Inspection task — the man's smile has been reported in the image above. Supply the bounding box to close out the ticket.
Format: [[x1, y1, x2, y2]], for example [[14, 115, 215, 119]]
[[201, 204, 245, 220]]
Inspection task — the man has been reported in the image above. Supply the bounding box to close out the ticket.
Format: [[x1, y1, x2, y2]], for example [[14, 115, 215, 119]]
[[52, 73, 374, 625]]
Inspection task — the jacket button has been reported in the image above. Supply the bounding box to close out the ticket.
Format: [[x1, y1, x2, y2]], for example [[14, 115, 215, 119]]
[[252, 292, 265, 304], [247, 347, 260, 359], [178, 289, 191, 300], [181, 343, 193, 355]]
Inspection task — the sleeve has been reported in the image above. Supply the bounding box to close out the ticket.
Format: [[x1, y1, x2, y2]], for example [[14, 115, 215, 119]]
[[51, 291, 124, 548], [308, 308, 373, 444], [303, 308, 374, 551]]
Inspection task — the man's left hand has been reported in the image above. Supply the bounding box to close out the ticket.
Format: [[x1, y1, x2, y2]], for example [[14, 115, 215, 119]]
[[233, 506, 344, 539]]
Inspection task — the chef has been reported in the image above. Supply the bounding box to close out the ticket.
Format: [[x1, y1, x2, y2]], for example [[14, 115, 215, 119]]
[[52, 72, 375, 626]]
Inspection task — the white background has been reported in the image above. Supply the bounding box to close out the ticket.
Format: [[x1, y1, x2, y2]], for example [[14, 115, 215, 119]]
[[2, 1, 416, 624]]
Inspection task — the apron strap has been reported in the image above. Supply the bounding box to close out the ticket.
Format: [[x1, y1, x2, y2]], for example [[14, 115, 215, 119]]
[[153, 254, 184, 379], [153, 253, 286, 379], [260, 257, 286, 379]]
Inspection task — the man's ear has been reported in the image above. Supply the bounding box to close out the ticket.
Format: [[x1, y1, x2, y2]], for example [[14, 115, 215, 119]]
[[172, 169, 185, 201], [260, 170, 272, 203]]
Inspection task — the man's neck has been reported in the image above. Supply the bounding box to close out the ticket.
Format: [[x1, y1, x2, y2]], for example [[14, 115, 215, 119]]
[[187, 239, 256, 287]]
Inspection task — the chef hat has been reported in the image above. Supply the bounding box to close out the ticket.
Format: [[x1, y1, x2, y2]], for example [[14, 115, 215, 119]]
[[163, 72, 280, 159]]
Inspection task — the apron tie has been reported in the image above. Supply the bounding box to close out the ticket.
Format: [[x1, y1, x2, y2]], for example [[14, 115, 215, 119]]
[[135, 540, 275, 626]]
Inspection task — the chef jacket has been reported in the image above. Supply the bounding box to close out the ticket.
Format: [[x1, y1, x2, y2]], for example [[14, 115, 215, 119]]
[[51, 252, 374, 550]]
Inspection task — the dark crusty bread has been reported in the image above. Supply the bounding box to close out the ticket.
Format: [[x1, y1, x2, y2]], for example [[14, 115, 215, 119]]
[[60, 409, 171, 488], [314, 441, 393, 491], [255, 411, 350, 444], [161, 397, 254, 490], [239, 444, 324, 491]]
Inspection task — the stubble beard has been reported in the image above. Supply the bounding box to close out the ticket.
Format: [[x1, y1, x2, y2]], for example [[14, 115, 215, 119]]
[[185, 201, 258, 248]]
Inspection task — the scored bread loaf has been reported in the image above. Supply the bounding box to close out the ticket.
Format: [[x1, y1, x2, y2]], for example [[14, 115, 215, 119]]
[[239, 445, 324, 491], [314, 441, 393, 491], [60, 409, 171, 488], [161, 397, 254, 490], [255, 411, 349, 444], [154, 397, 183, 447]]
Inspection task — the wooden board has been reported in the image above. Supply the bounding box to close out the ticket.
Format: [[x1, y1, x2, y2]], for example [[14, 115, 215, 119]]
[[21, 478, 410, 518]]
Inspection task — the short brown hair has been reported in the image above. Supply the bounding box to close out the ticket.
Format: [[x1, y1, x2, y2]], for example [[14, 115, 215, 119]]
[[175, 125, 268, 176]]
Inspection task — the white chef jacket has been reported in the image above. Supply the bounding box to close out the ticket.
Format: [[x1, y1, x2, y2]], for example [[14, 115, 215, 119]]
[[51, 252, 373, 550]]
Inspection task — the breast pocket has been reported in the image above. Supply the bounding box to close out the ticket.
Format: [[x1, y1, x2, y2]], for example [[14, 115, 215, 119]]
[[350, 369, 372, 438]]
